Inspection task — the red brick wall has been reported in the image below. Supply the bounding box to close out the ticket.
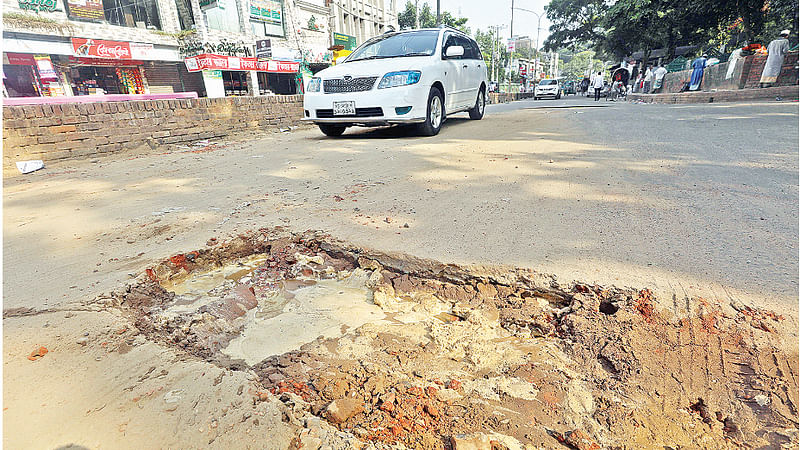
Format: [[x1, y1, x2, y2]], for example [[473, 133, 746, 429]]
[[741, 52, 799, 88], [3, 95, 303, 167]]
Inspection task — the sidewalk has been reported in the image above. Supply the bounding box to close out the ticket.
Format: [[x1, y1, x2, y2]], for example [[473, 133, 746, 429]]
[[628, 85, 798, 104]]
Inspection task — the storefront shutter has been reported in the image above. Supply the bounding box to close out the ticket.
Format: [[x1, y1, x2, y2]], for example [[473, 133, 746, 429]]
[[144, 63, 182, 94], [176, 63, 206, 97]]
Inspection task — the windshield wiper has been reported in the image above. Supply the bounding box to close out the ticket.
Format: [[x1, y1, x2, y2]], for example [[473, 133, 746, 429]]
[[346, 55, 392, 62], [398, 52, 431, 57]]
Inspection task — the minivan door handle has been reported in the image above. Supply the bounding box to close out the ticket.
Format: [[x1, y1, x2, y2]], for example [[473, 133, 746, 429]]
[[462, 64, 468, 69]]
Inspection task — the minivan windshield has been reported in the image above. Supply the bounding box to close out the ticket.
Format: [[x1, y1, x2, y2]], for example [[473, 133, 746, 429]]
[[346, 30, 439, 62], [539, 79, 558, 85]]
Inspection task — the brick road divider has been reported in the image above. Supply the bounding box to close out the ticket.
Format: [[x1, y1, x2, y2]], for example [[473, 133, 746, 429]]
[[2, 95, 305, 172], [628, 85, 798, 104]]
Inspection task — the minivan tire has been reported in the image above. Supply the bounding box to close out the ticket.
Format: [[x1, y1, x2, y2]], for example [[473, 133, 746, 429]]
[[468, 87, 486, 120], [318, 124, 346, 137], [417, 87, 444, 136]]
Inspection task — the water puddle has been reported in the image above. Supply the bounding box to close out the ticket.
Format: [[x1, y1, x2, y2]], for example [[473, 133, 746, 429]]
[[222, 271, 388, 365], [161, 254, 269, 295]]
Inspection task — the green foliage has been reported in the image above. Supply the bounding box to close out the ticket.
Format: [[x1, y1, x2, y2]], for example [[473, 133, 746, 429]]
[[543, 0, 607, 51], [3, 12, 73, 33], [544, 0, 798, 59], [559, 50, 602, 79], [151, 29, 197, 40]]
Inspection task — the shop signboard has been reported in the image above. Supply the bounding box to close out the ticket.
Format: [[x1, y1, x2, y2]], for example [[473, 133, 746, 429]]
[[18, 0, 57, 12], [34, 55, 59, 81], [507, 39, 515, 52], [184, 54, 299, 73], [332, 33, 357, 51], [130, 43, 154, 59], [255, 39, 272, 61], [250, 0, 282, 24], [66, 0, 104, 19], [72, 38, 132, 59], [5, 53, 37, 65]]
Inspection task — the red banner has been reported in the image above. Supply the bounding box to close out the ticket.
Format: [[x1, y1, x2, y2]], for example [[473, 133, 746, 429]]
[[184, 54, 299, 73], [72, 38, 132, 59], [6, 53, 36, 65]]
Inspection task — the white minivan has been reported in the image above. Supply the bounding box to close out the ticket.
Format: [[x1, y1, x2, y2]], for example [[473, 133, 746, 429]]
[[303, 27, 488, 136]]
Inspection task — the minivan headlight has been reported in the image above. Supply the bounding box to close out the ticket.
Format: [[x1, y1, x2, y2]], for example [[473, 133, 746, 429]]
[[378, 71, 421, 89], [307, 77, 321, 92]]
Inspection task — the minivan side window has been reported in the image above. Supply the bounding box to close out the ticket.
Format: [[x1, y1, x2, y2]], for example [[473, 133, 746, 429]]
[[469, 39, 482, 60]]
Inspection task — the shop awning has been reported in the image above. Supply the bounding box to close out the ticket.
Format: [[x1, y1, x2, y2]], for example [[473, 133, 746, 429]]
[[184, 54, 300, 73], [3, 37, 181, 62]]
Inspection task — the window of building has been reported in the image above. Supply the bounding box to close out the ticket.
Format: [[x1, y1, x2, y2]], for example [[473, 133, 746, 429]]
[[205, 0, 241, 33], [173, 0, 195, 30], [102, 0, 162, 29]]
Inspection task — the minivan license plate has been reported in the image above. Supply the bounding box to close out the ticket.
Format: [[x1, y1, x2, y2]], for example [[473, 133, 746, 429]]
[[333, 101, 356, 115]]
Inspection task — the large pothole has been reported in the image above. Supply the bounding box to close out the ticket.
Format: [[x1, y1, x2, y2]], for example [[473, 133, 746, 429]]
[[110, 229, 798, 449]]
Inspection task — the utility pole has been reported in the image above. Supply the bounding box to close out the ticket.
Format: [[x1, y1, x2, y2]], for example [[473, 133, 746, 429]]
[[507, 0, 514, 93], [414, 0, 419, 28], [436, 0, 440, 26]]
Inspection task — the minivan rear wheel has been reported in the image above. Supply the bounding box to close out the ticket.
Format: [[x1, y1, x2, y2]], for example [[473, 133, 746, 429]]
[[417, 87, 444, 136], [318, 124, 346, 137], [468, 87, 485, 120]]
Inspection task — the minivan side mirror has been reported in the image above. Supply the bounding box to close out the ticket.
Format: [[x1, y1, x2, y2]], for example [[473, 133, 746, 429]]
[[445, 45, 464, 58]]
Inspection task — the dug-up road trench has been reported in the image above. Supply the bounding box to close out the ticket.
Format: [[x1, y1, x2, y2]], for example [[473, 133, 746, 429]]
[[3, 99, 798, 449]]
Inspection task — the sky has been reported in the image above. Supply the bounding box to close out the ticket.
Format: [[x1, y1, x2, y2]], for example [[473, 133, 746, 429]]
[[437, 0, 552, 45]]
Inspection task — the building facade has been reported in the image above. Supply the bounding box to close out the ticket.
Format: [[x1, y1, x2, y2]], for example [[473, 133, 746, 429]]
[[2, 0, 397, 99]]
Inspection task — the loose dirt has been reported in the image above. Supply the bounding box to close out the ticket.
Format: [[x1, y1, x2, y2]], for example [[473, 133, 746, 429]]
[[105, 229, 799, 449]]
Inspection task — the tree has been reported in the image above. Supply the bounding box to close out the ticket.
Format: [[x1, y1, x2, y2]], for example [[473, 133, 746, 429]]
[[397, 1, 467, 31], [543, 0, 608, 51], [559, 49, 602, 79], [398, 1, 417, 29]]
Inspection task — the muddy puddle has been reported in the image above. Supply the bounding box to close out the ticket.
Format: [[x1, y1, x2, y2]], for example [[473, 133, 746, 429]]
[[114, 230, 799, 449]]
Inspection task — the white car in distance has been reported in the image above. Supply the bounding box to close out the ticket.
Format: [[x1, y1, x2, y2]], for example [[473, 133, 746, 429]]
[[534, 79, 561, 100], [303, 28, 488, 136]]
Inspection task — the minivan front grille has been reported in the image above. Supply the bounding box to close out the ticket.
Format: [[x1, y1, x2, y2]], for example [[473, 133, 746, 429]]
[[316, 107, 384, 118], [323, 77, 378, 93]]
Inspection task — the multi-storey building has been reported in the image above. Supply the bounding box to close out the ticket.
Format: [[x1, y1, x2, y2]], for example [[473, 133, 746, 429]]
[[2, 0, 397, 99]]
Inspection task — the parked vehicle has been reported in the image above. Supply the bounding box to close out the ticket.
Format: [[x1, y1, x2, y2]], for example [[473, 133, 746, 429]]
[[534, 79, 561, 100], [303, 28, 488, 137]]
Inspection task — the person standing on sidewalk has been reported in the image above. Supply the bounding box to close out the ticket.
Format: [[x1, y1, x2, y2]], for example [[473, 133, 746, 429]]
[[593, 72, 604, 101], [760, 30, 791, 87], [643, 65, 653, 93], [652, 64, 668, 93], [689, 54, 708, 91]]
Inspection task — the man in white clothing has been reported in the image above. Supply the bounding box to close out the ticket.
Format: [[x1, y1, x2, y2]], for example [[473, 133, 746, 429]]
[[593, 72, 604, 101], [652, 64, 668, 92], [643, 66, 653, 93]]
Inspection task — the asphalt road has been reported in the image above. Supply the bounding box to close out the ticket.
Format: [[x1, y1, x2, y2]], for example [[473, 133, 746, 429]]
[[4, 95, 798, 313]]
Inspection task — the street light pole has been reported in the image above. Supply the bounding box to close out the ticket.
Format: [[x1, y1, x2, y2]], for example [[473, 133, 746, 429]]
[[437, 0, 441, 26]]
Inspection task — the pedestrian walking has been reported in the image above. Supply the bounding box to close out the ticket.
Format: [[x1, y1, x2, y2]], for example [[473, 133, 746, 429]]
[[593, 72, 604, 101], [689, 54, 708, 91], [643, 66, 653, 93], [652, 64, 668, 93], [760, 30, 791, 87]]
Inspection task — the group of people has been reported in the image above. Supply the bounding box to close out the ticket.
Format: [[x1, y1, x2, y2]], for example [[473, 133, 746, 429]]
[[577, 29, 792, 101]]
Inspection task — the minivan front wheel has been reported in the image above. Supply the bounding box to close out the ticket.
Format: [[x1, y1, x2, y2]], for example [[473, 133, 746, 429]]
[[318, 124, 346, 137], [417, 87, 444, 136], [468, 87, 485, 120]]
